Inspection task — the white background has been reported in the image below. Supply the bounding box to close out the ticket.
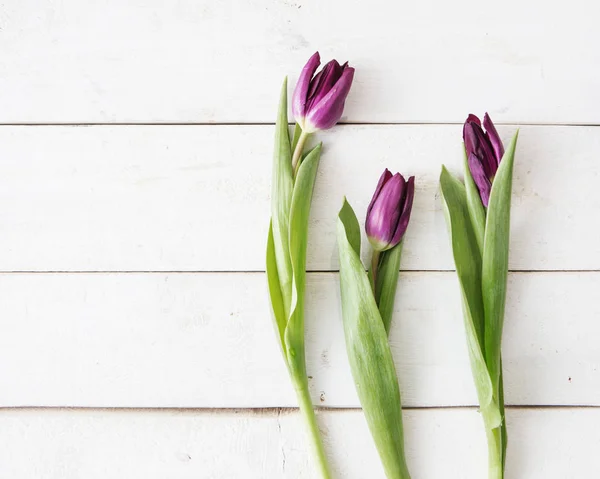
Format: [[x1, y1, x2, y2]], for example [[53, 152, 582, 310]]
[[0, 1, 599, 477]]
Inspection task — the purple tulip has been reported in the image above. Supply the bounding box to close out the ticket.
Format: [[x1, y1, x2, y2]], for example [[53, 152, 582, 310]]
[[292, 52, 355, 133], [463, 113, 505, 207], [366, 169, 415, 252]]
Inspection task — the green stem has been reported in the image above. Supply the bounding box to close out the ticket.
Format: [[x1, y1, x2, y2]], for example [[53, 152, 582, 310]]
[[292, 131, 310, 178], [486, 365, 505, 478], [370, 250, 381, 293], [294, 375, 332, 479], [485, 424, 504, 479]]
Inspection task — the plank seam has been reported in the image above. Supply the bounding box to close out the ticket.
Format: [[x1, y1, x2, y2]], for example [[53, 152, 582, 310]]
[[0, 405, 597, 412], [0, 270, 596, 274], [0, 123, 598, 127]]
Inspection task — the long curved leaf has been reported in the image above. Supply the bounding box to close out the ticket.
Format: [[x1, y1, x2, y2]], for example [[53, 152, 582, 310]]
[[482, 131, 519, 392], [337, 199, 411, 479], [375, 242, 403, 335], [270, 78, 294, 319], [285, 143, 321, 373], [266, 221, 286, 349], [440, 167, 501, 428]]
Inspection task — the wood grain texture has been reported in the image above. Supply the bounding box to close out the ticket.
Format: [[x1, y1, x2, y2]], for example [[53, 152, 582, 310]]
[[0, 1, 598, 124], [0, 125, 598, 272], [0, 272, 597, 408], [0, 407, 597, 478]]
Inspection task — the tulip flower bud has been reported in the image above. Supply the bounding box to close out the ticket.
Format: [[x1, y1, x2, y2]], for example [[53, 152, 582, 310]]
[[463, 113, 505, 207], [366, 169, 415, 252], [292, 52, 355, 133]]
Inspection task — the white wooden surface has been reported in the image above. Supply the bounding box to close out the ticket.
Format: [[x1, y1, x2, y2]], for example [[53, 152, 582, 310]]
[[0, 408, 598, 479], [0, 125, 598, 272], [0, 272, 598, 408], [0, 0, 598, 124], [0, 0, 599, 477]]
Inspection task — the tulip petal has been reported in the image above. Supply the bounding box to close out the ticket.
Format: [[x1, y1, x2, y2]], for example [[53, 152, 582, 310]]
[[391, 176, 415, 246], [483, 113, 505, 166], [463, 114, 481, 143], [291, 52, 321, 123], [304, 66, 355, 132], [466, 113, 481, 126], [464, 121, 497, 180], [463, 120, 479, 157], [306, 60, 343, 112], [366, 169, 393, 220], [306, 69, 323, 99], [468, 153, 492, 207], [366, 173, 404, 250]]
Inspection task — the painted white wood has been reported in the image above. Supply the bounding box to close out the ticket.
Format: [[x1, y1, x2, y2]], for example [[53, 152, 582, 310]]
[[0, 271, 597, 407], [0, 125, 598, 272], [0, 1, 598, 124], [0, 407, 596, 478]]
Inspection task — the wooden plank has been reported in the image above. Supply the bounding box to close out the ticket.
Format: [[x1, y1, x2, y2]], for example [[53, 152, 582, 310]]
[[0, 407, 597, 478], [0, 1, 598, 124], [0, 125, 598, 272], [0, 272, 597, 408]]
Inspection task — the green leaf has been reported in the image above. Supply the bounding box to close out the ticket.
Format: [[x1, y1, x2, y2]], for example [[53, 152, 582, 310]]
[[463, 145, 486, 254], [375, 242, 403, 336], [499, 364, 507, 469], [338, 197, 361, 256], [266, 221, 286, 349], [284, 143, 322, 375], [291, 123, 303, 152], [482, 131, 519, 393], [337, 199, 411, 479], [439, 166, 501, 429], [440, 167, 485, 349], [270, 78, 294, 319]]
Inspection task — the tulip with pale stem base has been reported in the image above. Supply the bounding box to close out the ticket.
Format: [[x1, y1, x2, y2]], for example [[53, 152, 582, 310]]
[[290, 51, 354, 179], [267, 51, 355, 479]]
